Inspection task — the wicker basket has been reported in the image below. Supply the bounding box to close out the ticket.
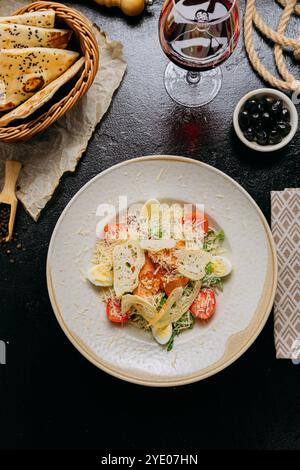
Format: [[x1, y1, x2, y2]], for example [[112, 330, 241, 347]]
[[0, 1, 99, 143]]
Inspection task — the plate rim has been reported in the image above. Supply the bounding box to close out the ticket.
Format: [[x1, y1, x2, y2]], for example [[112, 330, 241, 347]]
[[47, 155, 278, 387]]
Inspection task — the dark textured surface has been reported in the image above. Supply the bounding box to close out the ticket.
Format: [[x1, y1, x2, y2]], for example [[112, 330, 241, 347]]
[[0, 0, 300, 450]]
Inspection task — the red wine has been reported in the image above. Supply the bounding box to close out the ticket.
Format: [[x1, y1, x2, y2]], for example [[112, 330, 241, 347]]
[[159, 0, 240, 72]]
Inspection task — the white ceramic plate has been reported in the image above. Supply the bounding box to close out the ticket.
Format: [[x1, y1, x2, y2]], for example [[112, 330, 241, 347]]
[[47, 156, 277, 386]]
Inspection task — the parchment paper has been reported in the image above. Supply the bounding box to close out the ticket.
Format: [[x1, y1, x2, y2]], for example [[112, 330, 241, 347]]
[[0, 0, 127, 220]]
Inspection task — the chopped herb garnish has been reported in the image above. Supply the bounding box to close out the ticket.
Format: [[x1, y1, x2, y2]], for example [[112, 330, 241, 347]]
[[154, 292, 167, 311], [217, 229, 225, 241], [205, 262, 214, 275], [166, 331, 176, 352], [203, 228, 225, 252], [183, 281, 194, 296], [202, 274, 224, 292], [166, 311, 195, 351]]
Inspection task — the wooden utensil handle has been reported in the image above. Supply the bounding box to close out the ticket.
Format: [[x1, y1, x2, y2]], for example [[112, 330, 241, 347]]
[[2, 161, 22, 195], [93, 0, 145, 16]]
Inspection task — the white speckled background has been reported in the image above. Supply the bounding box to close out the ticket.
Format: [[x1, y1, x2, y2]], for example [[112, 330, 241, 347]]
[[48, 156, 270, 382]]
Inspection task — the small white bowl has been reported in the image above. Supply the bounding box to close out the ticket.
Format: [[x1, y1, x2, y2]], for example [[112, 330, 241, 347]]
[[233, 88, 298, 152]]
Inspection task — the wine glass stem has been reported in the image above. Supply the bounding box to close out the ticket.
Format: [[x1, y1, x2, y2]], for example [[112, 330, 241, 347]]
[[186, 71, 201, 85]]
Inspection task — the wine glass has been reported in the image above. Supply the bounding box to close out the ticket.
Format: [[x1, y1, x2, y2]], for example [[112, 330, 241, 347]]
[[159, 0, 240, 107]]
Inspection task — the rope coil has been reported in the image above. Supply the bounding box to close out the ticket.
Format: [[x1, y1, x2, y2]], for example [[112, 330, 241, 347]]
[[244, 0, 300, 91]]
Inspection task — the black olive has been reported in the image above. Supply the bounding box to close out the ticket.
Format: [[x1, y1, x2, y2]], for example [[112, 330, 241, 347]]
[[277, 121, 291, 137], [281, 107, 290, 122], [250, 112, 260, 126], [255, 129, 269, 146], [243, 127, 255, 141], [262, 96, 274, 112], [261, 112, 273, 129], [271, 100, 283, 118], [269, 128, 282, 145], [244, 98, 258, 113], [239, 110, 250, 130], [255, 121, 264, 132], [257, 100, 264, 114]]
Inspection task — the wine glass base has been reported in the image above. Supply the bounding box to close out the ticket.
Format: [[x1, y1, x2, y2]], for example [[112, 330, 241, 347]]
[[164, 62, 222, 108]]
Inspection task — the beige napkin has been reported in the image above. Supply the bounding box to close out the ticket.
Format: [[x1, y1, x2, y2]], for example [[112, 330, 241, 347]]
[[0, 1, 127, 221], [271, 189, 300, 360]]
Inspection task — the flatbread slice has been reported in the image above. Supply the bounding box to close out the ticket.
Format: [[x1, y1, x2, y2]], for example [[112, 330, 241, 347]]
[[113, 240, 145, 297], [154, 281, 201, 328], [148, 287, 183, 326], [174, 249, 212, 280], [0, 47, 79, 112], [121, 294, 156, 323], [0, 57, 84, 127], [0, 11, 55, 28], [0, 23, 72, 49]]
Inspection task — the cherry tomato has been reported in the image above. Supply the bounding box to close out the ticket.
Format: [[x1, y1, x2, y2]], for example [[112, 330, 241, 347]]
[[104, 223, 127, 240], [182, 210, 209, 234], [190, 288, 216, 320], [106, 298, 130, 323]]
